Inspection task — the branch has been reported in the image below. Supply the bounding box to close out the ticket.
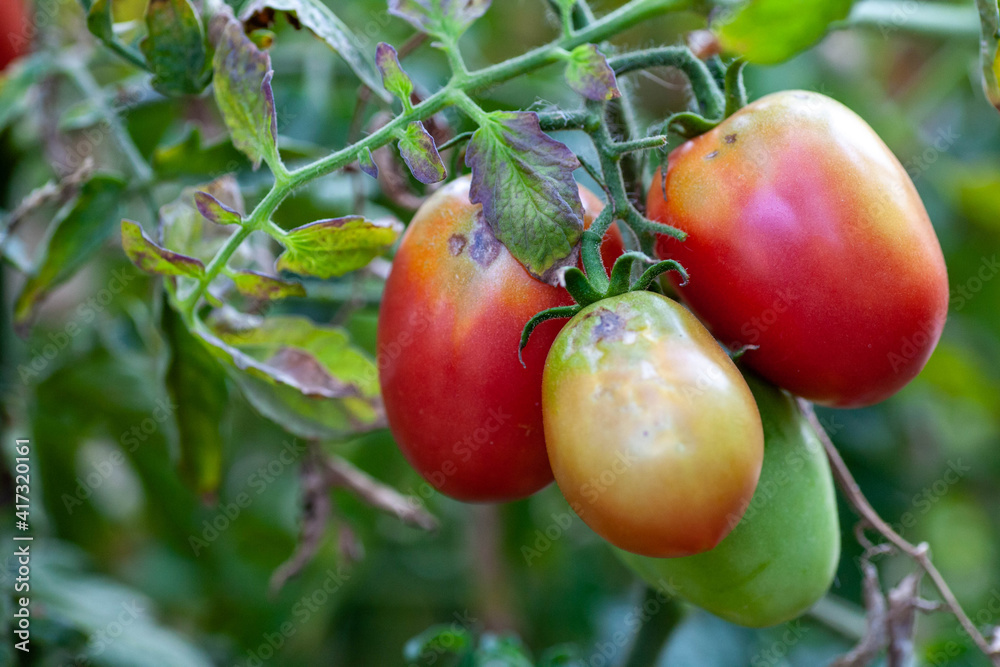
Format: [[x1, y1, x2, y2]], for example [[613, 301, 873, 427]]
[[800, 400, 1000, 666]]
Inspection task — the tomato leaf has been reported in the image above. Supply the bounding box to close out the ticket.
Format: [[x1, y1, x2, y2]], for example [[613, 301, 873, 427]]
[[714, 0, 854, 64], [194, 190, 242, 226], [163, 301, 228, 498], [388, 0, 491, 40], [141, 0, 210, 96], [403, 626, 474, 662], [376, 42, 414, 105], [398, 121, 446, 184], [979, 0, 1000, 112], [84, 0, 148, 67], [198, 314, 384, 439], [239, 0, 389, 102], [358, 147, 379, 179], [13, 174, 126, 336], [161, 176, 247, 264], [231, 270, 306, 300], [275, 216, 402, 279], [122, 220, 206, 279], [210, 14, 280, 170], [152, 126, 250, 178], [465, 111, 584, 284], [0, 55, 53, 132], [564, 44, 620, 101]]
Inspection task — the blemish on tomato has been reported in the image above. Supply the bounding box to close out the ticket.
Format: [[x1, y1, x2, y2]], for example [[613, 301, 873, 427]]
[[724, 134, 737, 144], [592, 309, 625, 341], [705, 150, 719, 159], [469, 214, 501, 267], [448, 234, 467, 256]]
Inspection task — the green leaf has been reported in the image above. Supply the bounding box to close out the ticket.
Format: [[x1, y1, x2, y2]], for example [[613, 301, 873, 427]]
[[979, 0, 1000, 112], [0, 54, 53, 132], [404, 625, 474, 662], [465, 111, 584, 284], [141, 0, 211, 96], [714, 0, 854, 64], [358, 147, 378, 179], [199, 314, 384, 439], [210, 14, 280, 169], [275, 216, 402, 279], [86, 0, 148, 66], [376, 42, 413, 105], [13, 174, 126, 336], [152, 126, 250, 178], [564, 44, 620, 101], [163, 301, 228, 498], [231, 270, 306, 300], [388, 0, 491, 40], [194, 190, 242, 225], [239, 0, 389, 102], [121, 220, 206, 279], [161, 176, 247, 264], [398, 121, 446, 184]]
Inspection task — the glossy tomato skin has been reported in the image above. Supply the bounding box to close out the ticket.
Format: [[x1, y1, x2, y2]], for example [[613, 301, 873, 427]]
[[378, 177, 621, 502], [617, 373, 840, 627], [649, 91, 949, 408], [0, 0, 29, 71], [542, 291, 763, 557]]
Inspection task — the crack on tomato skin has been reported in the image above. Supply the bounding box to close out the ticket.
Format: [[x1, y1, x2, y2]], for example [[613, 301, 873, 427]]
[[469, 212, 502, 268], [448, 234, 467, 256]]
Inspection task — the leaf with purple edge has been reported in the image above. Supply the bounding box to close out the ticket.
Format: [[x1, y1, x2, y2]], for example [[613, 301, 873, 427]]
[[358, 147, 379, 179], [210, 14, 280, 170], [194, 190, 242, 225], [465, 111, 584, 284], [398, 121, 446, 184], [275, 216, 403, 279], [388, 0, 491, 40], [122, 219, 206, 279], [232, 270, 307, 300], [565, 44, 620, 101], [376, 42, 414, 106]]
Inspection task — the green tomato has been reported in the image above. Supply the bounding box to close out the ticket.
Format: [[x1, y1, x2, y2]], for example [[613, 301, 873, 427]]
[[617, 373, 840, 627]]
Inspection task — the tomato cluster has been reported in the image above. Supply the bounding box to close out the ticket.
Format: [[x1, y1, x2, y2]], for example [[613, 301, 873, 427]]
[[378, 91, 947, 627]]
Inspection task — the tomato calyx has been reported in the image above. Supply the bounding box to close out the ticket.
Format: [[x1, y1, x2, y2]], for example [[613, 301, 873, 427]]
[[650, 58, 748, 140]]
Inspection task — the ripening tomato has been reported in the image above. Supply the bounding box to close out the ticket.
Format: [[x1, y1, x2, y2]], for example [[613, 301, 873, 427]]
[[542, 291, 763, 557], [0, 0, 29, 71], [649, 91, 949, 408], [617, 373, 840, 627], [378, 177, 623, 502]]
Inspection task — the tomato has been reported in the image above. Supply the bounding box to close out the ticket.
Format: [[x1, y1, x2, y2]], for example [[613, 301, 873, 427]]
[[617, 372, 840, 627], [542, 291, 763, 557], [378, 177, 622, 502], [0, 0, 28, 71], [648, 91, 949, 408]]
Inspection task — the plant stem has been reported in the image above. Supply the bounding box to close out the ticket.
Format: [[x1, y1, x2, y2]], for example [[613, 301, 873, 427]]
[[836, 1, 979, 38], [619, 586, 681, 667], [181, 0, 691, 314]]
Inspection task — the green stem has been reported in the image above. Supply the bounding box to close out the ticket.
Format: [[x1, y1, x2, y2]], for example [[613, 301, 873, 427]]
[[181, 0, 692, 315], [836, 1, 979, 38], [609, 47, 724, 119], [618, 587, 682, 667]]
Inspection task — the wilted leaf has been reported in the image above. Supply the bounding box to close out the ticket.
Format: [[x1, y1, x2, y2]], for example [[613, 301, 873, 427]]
[[239, 0, 388, 102], [376, 42, 413, 105], [122, 220, 206, 279], [13, 174, 126, 335], [564, 44, 620, 101], [358, 147, 378, 179], [211, 14, 279, 169], [194, 191, 242, 225], [398, 121, 446, 184], [465, 111, 583, 284], [152, 126, 250, 178], [161, 175, 247, 264], [275, 216, 402, 279], [231, 270, 306, 300], [141, 0, 210, 96], [163, 301, 228, 498], [388, 0, 491, 40], [198, 314, 383, 439], [714, 0, 853, 64]]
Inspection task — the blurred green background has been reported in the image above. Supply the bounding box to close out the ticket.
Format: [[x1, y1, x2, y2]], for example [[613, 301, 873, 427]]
[[2, 0, 1000, 665]]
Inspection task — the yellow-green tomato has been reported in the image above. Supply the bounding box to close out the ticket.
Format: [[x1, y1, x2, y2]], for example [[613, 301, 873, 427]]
[[542, 291, 764, 558], [617, 373, 841, 627]]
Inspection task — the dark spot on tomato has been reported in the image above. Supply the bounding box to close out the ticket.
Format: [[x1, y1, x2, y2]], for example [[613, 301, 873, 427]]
[[592, 308, 625, 342], [724, 134, 737, 144], [448, 234, 467, 256], [705, 150, 719, 159], [469, 213, 501, 267]]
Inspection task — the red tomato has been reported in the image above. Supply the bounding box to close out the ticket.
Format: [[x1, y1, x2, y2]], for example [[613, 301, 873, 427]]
[[0, 0, 29, 72], [649, 91, 949, 408], [378, 177, 622, 502]]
